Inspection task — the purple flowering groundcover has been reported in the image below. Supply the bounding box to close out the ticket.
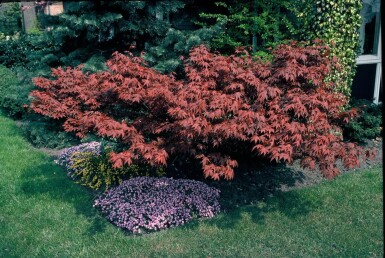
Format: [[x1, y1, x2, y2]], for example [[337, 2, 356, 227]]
[[94, 176, 221, 234], [55, 141, 101, 177]]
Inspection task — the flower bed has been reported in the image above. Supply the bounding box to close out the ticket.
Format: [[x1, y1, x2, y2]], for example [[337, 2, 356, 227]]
[[94, 177, 221, 233]]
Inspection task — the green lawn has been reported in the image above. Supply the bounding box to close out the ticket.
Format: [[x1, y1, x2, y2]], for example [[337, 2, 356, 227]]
[[0, 113, 383, 257]]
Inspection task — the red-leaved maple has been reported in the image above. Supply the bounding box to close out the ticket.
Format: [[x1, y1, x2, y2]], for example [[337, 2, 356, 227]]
[[30, 41, 374, 180]]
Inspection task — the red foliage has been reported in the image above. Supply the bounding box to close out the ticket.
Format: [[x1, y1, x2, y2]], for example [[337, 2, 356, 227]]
[[30, 41, 370, 180]]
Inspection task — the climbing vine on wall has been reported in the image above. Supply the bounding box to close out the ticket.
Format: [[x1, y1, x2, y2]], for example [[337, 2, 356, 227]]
[[295, 0, 362, 98]]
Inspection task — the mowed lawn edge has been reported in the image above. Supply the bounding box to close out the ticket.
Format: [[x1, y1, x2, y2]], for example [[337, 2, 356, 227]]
[[0, 113, 383, 258]]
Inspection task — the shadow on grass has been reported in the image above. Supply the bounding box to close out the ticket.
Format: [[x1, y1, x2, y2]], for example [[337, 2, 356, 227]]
[[19, 155, 322, 234], [200, 161, 323, 229], [203, 189, 323, 231], [19, 156, 109, 235]]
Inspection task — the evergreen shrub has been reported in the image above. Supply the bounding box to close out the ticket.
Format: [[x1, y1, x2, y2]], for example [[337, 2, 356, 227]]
[[0, 36, 31, 69], [0, 65, 32, 117], [93, 177, 221, 233], [0, 65, 78, 148], [342, 99, 382, 142], [21, 114, 80, 149], [0, 3, 22, 36]]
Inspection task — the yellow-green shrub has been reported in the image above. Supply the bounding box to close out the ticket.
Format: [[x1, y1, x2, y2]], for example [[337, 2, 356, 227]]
[[70, 148, 165, 191]]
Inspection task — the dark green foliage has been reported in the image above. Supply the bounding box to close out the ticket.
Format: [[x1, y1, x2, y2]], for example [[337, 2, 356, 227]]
[[144, 25, 222, 74], [198, 0, 300, 54], [0, 36, 32, 69], [342, 99, 382, 142], [0, 65, 32, 117], [0, 54, 77, 149], [143, 0, 223, 74], [70, 148, 166, 191], [0, 3, 22, 36], [26, 1, 187, 75], [0, 1, 221, 76], [21, 114, 80, 149]]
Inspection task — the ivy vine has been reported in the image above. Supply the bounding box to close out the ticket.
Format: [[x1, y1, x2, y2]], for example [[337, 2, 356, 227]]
[[295, 0, 362, 98]]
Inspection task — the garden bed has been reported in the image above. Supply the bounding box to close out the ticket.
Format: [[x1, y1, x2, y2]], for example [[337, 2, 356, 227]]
[[39, 137, 383, 204]]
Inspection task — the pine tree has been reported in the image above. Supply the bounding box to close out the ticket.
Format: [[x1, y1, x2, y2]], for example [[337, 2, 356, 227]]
[[144, 24, 223, 75], [143, 0, 223, 75], [26, 1, 190, 74]]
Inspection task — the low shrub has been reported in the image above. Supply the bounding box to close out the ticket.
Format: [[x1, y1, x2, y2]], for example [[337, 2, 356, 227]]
[[57, 142, 165, 191], [0, 37, 29, 68], [0, 65, 79, 147], [21, 114, 80, 149], [0, 65, 32, 117], [56, 141, 102, 175], [93, 177, 221, 233], [342, 99, 382, 142]]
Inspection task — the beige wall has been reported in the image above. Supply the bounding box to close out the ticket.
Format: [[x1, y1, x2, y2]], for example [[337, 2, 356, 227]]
[[44, 2, 64, 16]]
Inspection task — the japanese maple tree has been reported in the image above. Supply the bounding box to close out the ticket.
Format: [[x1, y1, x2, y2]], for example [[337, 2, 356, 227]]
[[30, 41, 373, 180]]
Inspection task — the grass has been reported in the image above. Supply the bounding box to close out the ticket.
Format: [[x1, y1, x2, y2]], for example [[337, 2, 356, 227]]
[[0, 112, 383, 257]]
